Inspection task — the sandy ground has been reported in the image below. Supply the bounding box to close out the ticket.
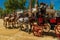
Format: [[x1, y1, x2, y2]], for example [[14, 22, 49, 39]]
[[0, 19, 59, 40]]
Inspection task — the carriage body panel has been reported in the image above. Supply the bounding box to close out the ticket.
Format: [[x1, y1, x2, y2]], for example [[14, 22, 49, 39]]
[[50, 18, 56, 24], [38, 17, 44, 25], [56, 17, 60, 24]]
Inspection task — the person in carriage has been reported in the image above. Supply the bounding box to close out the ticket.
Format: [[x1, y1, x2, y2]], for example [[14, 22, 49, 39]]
[[36, 3, 47, 25]]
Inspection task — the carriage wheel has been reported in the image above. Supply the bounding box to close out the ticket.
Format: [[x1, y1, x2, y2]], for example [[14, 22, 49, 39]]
[[38, 26, 43, 37], [33, 31, 38, 36], [38, 30, 43, 37], [33, 30, 43, 37], [20, 23, 27, 31], [43, 23, 51, 32], [33, 26, 43, 36], [55, 25, 60, 34]]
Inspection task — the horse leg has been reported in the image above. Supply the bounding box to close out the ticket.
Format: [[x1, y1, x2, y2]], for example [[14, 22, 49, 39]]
[[8, 22, 10, 28], [16, 21, 19, 28], [11, 21, 15, 28], [27, 23, 31, 34], [13, 21, 18, 28], [6, 21, 9, 28], [4, 21, 7, 28], [14, 21, 18, 28], [9, 22, 12, 28]]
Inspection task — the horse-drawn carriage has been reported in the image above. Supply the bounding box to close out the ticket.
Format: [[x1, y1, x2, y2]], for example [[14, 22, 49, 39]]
[[3, 3, 60, 37]]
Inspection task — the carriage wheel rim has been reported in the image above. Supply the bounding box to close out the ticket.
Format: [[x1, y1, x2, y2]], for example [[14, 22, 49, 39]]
[[43, 27, 50, 32], [43, 24, 50, 32]]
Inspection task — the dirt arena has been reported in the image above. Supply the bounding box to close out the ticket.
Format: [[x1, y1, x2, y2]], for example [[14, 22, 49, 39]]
[[0, 19, 59, 40]]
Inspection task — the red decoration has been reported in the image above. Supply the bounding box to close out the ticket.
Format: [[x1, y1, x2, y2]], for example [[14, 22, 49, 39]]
[[50, 18, 56, 23]]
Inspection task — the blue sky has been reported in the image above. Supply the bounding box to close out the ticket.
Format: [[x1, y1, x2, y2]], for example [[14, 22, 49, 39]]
[[0, 0, 5, 9], [0, 0, 60, 10]]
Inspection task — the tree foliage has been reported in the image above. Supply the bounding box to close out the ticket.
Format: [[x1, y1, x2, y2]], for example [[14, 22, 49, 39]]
[[50, 3, 54, 9], [0, 8, 3, 14], [4, 0, 26, 11]]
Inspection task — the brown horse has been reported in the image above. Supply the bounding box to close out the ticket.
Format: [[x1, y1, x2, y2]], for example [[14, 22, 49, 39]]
[[3, 14, 11, 28], [8, 13, 18, 28]]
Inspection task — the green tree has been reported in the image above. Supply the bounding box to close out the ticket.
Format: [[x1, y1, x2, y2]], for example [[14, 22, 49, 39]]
[[50, 3, 54, 9], [32, 0, 35, 8], [0, 8, 3, 14], [4, 0, 26, 11], [0, 8, 3, 18]]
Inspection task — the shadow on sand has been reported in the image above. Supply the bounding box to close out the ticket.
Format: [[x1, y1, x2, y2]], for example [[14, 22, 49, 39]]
[[42, 32, 57, 38]]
